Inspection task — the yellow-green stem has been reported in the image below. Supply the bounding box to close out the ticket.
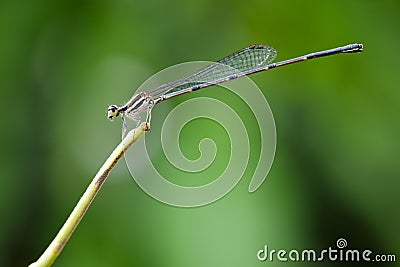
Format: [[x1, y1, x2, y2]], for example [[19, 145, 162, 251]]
[[29, 122, 149, 267]]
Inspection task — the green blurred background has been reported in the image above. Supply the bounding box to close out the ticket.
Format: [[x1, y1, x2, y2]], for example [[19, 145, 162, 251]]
[[1, 0, 399, 266]]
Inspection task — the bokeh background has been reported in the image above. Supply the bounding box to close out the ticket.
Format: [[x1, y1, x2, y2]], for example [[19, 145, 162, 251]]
[[1, 0, 399, 266]]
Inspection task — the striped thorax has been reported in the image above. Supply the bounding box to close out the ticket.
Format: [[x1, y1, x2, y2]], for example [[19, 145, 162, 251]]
[[107, 92, 154, 122]]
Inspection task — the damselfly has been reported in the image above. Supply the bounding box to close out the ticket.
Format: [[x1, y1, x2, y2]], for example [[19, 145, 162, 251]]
[[107, 43, 363, 132]]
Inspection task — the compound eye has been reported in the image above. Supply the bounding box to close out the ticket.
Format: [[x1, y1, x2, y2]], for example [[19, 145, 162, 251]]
[[107, 105, 119, 121]]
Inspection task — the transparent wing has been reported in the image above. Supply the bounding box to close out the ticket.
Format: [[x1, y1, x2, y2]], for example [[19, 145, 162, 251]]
[[147, 44, 277, 99]]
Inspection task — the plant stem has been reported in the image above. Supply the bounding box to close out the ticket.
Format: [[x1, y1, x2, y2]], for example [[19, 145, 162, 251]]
[[29, 122, 150, 267]]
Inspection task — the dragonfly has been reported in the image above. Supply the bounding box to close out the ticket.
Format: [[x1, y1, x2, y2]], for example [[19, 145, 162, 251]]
[[107, 43, 363, 133]]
